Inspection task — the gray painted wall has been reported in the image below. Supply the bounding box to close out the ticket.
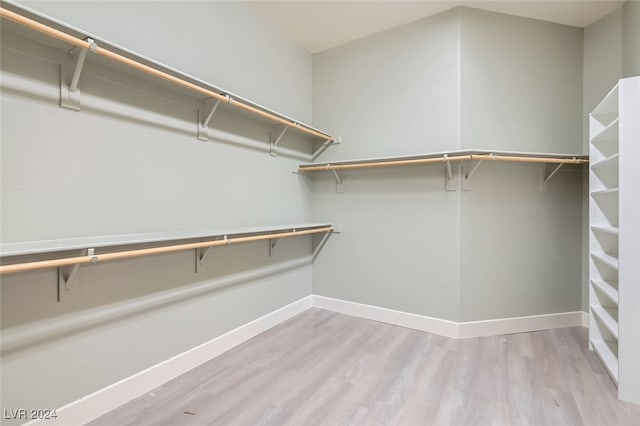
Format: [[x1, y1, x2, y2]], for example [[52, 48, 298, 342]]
[[1, 0, 314, 419], [312, 10, 461, 160], [460, 8, 583, 153], [623, 0, 640, 77], [312, 8, 584, 322], [458, 8, 583, 321], [312, 11, 463, 320]]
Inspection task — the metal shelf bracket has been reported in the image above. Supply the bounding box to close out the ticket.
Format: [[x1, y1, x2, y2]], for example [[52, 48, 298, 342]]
[[462, 157, 486, 191], [540, 160, 569, 192], [58, 248, 96, 302], [195, 236, 227, 272], [312, 229, 334, 261], [197, 97, 223, 141], [544, 163, 565, 183], [312, 136, 341, 161], [268, 236, 282, 257], [328, 166, 344, 193], [270, 124, 289, 157], [444, 154, 458, 191], [60, 37, 97, 111]]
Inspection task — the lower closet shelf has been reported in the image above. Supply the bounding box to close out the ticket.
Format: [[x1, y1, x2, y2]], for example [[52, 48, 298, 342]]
[[591, 339, 619, 384]]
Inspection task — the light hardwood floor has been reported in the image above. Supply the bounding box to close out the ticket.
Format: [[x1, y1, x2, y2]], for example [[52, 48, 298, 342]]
[[90, 308, 640, 425]]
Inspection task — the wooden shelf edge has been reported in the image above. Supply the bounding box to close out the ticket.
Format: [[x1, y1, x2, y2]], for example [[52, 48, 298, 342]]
[[591, 252, 620, 270], [591, 225, 619, 236], [590, 279, 619, 305], [591, 188, 619, 196]]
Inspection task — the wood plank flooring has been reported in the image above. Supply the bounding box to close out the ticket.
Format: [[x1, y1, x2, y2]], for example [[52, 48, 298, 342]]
[[90, 308, 640, 425]]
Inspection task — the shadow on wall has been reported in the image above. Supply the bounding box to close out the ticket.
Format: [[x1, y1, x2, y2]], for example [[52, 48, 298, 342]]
[[0, 240, 313, 356]]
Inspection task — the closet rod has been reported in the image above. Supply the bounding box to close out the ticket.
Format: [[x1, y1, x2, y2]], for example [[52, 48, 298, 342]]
[[299, 154, 588, 172], [299, 155, 472, 172], [0, 7, 334, 142], [469, 155, 589, 164], [0, 226, 333, 275]]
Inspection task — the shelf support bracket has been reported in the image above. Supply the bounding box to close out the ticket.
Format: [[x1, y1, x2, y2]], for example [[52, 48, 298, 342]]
[[269, 237, 282, 257], [329, 166, 344, 193], [462, 158, 484, 191], [312, 229, 334, 262], [195, 236, 226, 273], [195, 246, 212, 273], [61, 38, 96, 111], [544, 163, 564, 183], [270, 124, 289, 157], [198, 98, 222, 141], [58, 248, 96, 302], [444, 154, 457, 191], [540, 160, 569, 192], [312, 136, 341, 161]]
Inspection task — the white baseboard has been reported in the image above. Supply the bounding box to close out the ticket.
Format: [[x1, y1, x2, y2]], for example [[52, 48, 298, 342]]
[[312, 295, 585, 339], [312, 295, 459, 338], [458, 310, 584, 338], [582, 311, 590, 328], [30, 295, 312, 426]]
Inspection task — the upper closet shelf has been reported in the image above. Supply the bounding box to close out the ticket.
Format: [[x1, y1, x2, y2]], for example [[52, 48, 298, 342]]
[[0, 2, 336, 157], [297, 149, 588, 192]]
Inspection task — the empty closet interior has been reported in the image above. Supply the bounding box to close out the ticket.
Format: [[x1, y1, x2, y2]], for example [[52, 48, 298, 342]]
[[1, 0, 639, 424]]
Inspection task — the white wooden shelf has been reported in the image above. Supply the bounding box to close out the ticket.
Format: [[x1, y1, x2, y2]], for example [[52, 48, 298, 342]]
[[590, 279, 619, 305], [591, 252, 620, 270], [591, 119, 619, 145], [591, 305, 619, 339], [591, 339, 619, 384], [591, 153, 619, 170], [591, 84, 619, 125], [591, 188, 619, 197], [591, 225, 619, 236]]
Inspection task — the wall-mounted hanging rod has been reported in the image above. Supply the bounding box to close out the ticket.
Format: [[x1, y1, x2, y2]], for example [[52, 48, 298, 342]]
[[469, 154, 588, 165], [0, 7, 334, 143], [299, 155, 472, 172], [0, 226, 333, 275], [299, 152, 588, 173]]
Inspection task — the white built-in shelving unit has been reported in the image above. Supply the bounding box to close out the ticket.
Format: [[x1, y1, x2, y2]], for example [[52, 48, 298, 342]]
[[589, 76, 640, 404]]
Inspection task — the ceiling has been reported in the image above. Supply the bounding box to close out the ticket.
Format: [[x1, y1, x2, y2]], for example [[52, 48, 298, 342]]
[[248, 0, 625, 53]]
